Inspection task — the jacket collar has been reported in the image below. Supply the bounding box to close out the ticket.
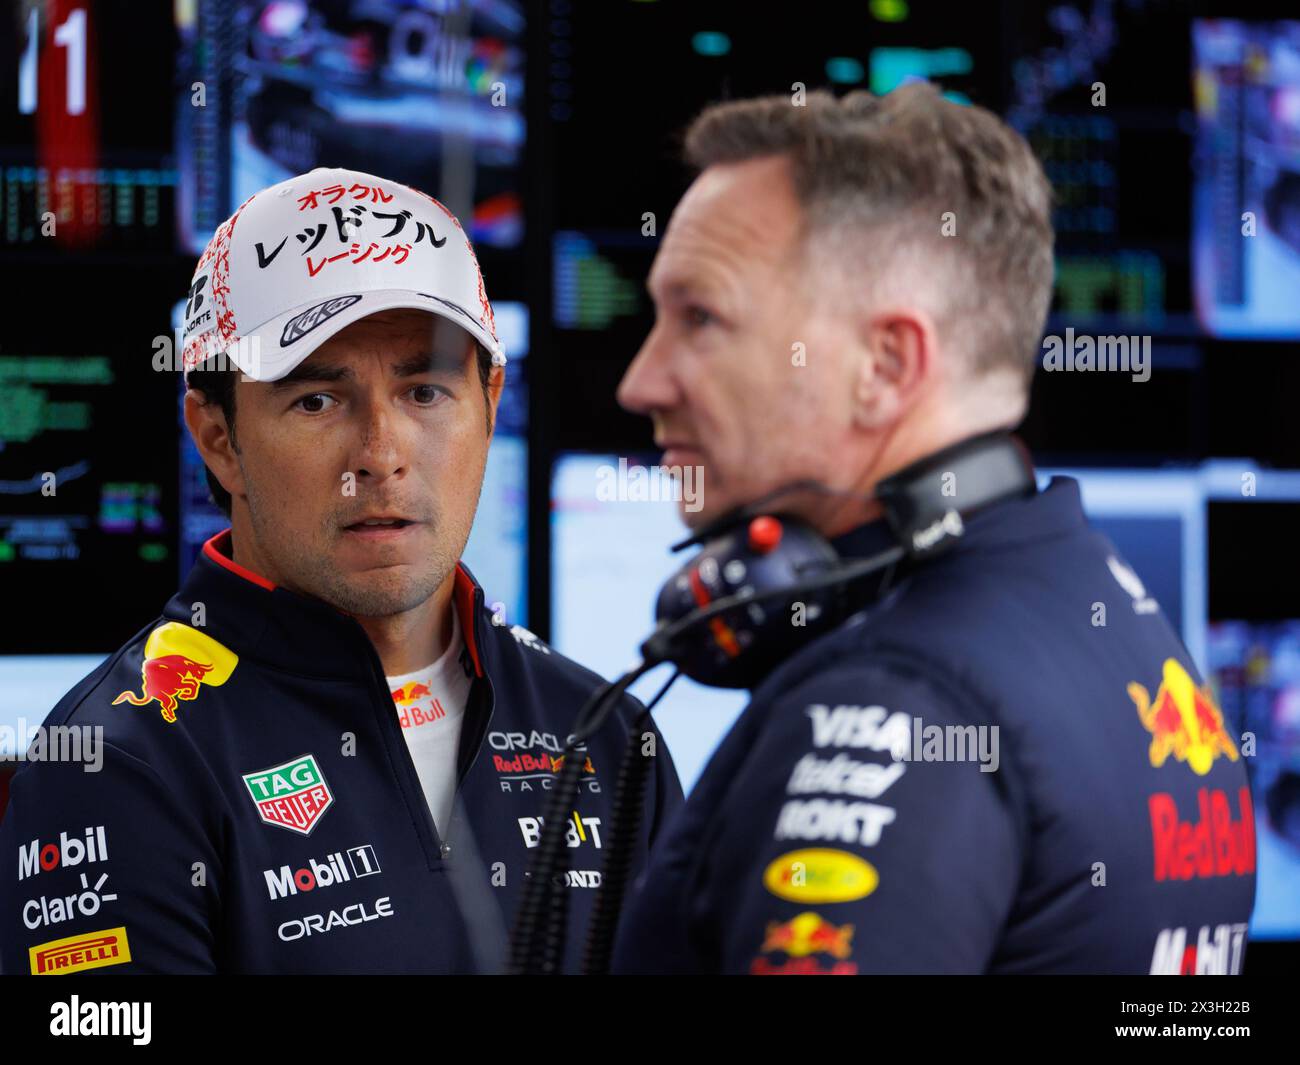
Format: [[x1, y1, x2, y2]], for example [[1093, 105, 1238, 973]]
[[829, 475, 1087, 562], [164, 530, 487, 681]]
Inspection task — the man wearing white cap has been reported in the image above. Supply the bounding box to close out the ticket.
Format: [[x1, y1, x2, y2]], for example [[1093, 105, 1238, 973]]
[[0, 168, 682, 975]]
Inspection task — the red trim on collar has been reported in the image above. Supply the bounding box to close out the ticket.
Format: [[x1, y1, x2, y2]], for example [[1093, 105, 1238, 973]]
[[202, 530, 277, 591], [453, 563, 484, 678], [203, 529, 483, 677]]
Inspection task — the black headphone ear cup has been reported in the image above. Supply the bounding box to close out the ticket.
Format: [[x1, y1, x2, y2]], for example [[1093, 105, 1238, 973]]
[[649, 435, 1035, 688], [651, 517, 846, 688]]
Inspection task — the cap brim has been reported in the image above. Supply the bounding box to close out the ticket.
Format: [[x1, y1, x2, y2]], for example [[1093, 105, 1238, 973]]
[[221, 289, 505, 382]]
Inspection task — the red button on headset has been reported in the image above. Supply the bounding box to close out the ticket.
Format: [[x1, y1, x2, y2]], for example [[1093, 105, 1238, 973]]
[[747, 516, 783, 554]]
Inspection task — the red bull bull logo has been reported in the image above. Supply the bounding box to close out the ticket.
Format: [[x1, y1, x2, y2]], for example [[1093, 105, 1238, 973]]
[[390, 680, 447, 729], [1129, 658, 1238, 776], [760, 911, 855, 959], [390, 681, 433, 705], [113, 622, 238, 723]]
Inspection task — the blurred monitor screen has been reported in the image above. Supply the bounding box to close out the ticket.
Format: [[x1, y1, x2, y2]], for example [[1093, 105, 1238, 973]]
[[1193, 19, 1300, 337], [550, 453, 747, 793]]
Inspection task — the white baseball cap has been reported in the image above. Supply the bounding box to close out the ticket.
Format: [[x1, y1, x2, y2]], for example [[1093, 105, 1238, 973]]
[[181, 166, 505, 383]]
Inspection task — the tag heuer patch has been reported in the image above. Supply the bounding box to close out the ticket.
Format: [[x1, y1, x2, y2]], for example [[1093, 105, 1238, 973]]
[[242, 754, 334, 836]]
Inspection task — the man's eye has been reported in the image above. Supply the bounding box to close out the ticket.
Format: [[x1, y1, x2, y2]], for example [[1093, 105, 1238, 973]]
[[410, 384, 448, 405], [684, 306, 717, 329], [293, 393, 337, 413]]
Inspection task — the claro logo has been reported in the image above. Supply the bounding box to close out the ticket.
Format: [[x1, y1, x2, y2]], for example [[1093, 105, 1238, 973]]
[[24, 873, 118, 930], [18, 827, 109, 881]]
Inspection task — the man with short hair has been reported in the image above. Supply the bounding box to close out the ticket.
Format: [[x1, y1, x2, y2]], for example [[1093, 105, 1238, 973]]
[[611, 85, 1254, 974], [0, 167, 681, 975]]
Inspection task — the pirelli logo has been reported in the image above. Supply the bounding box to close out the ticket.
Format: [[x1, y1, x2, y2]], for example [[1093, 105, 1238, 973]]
[[30, 926, 131, 975]]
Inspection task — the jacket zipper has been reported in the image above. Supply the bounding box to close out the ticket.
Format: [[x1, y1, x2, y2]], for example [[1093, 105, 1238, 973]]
[[363, 645, 448, 868], [360, 586, 498, 867], [455, 584, 497, 787]]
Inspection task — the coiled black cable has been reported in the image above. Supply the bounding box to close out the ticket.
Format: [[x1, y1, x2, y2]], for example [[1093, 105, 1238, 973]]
[[581, 715, 651, 974], [510, 550, 904, 974], [582, 667, 679, 975], [508, 663, 651, 974]]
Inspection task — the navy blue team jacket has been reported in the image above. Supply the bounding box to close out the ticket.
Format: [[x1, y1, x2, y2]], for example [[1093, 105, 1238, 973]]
[[612, 477, 1256, 975], [0, 531, 681, 974]]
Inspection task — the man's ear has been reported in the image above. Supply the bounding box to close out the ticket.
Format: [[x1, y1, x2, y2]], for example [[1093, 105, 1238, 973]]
[[851, 309, 934, 431], [485, 364, 505, 438], [183, 388, 245, 500]]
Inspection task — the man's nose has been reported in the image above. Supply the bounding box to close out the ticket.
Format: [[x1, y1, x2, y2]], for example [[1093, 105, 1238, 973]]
[[352, 395, 408, 484], [617, 326, 679, 416]]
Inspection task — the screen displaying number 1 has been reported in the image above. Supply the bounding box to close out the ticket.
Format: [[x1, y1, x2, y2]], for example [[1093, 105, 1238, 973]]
[[18, 7, 87, 117]]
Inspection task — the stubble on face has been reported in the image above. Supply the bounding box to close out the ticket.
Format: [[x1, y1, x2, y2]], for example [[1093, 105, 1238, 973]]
[[243, 472, 476, 620], [643, 158, 843, 527], [232, 309, 489, 622]]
